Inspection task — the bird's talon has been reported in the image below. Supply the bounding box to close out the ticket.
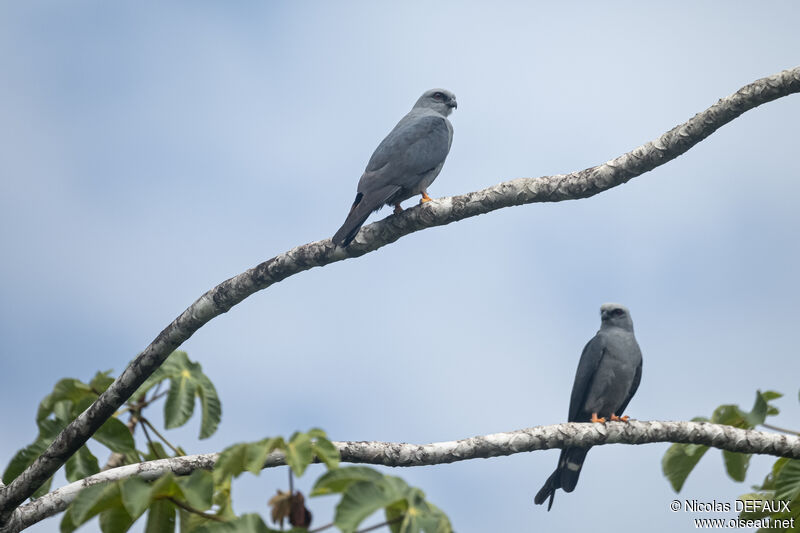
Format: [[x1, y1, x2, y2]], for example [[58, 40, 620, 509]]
[[590, 413, 606, 424], [420, 192, 432, 204], [610, 414, 630, 422]]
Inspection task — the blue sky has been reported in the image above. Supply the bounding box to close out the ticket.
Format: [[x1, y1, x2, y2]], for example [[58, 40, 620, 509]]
[[1, 2, 799, 532]]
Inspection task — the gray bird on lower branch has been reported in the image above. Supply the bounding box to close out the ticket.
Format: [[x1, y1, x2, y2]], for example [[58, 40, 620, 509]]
[[332, 89, 457, 247], [534, 303, 643, 510]]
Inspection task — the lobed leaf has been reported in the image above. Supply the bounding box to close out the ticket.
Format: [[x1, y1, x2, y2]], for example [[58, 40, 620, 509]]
[[774, 459, 800, 502]]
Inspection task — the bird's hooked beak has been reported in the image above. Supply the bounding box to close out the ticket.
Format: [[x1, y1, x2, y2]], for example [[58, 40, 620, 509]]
[[447, 99, 458, 109]]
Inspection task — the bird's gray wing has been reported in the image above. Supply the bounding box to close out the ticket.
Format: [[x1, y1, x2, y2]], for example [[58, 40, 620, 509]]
[[615, 357, 642, 416], [567, 333, 607, 422], [333, 114, 451, 247], [361, 113, 451, 191]]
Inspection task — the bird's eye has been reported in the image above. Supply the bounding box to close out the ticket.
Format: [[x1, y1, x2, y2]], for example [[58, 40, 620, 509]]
[[433, 92, 444, 100], [612, 309, 625, 317]]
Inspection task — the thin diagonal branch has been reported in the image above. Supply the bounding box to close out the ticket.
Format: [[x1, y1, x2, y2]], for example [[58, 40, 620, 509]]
[[140, 417, 182, 456], [3, 421, 799, 532], [760, 422, 800, 436], [1, 66, 798, 524]]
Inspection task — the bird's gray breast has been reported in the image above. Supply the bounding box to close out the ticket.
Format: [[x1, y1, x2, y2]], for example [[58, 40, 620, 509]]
[[583, 329, 641, 415], [357, 111, 452, 201]]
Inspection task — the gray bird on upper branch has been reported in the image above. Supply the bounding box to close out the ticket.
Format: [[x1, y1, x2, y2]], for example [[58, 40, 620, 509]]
[[332, 89, 457, 247], [534, 303, 643, 510]]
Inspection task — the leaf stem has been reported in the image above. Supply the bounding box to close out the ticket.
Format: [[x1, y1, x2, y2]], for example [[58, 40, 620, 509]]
[[139, 420, 162, 459], [761, 422, 800, 436], [354, 516, 403, 532], [140, 417, 182, 456], [162, 496, 225, 522]]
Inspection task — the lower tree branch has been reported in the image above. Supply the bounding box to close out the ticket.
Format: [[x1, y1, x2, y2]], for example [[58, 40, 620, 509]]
[[1, 66, 798, 523], [3, 421, 798, 532]]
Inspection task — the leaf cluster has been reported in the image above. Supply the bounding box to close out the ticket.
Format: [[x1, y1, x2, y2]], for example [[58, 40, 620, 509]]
[[662, 389, 800, 532], [3, 353, 453, 532]]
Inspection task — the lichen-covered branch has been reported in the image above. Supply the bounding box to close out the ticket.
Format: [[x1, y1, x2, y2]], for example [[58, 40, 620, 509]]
[[1, 66, 798, 523], [3, 421, 798, 532]]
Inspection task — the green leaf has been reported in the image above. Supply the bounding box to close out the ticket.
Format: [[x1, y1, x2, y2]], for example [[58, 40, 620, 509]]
[[99, 505, 135, 533], [4, 419, 63, 493], [286, 432, 313, 476], [197, 374, 221, 439], [165, 368, 198, 429], [213, 439, 280, 483], [3, 440, 49, 485], [69, 483, 120, 526], [120, 477, 153, 519], [335, 476, 412, 533], [712, 405, 746, 427], [65, 446, 100, 483], [61, 506, 79, 533], [774, 459, 800, 502], [179, 508, 212, 533], [145, 499, 176, 533], [37, 378, 95, 424], [736, 493, 774, 520], [744, 391, 769, 427], [387, 494, 453, 533], [722, 451, 750, 482], [386, 499, 408, 533], [760, 391, 782, 402], [143, 441, 169, 461], [210, 477, 236, 521], [312, 466, 384, 496], [53, 400, 76, 424], [150, 472, 183, 500], [307, 428, 327, 439], [134, 351, 221, 438], [93, 417, 136, 454], [90, 370, 116, 394], [417, 502, 454, 533], [176, 470, 214, 510], [662, 443, 710, 492], [312, 436, 341, 470], [133, 367, 169, 401], [761, 390, 782, 417]]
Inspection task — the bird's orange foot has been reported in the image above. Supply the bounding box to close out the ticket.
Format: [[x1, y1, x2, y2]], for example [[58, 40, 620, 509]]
[[393, 204, 403, 215], [610, 414, 630, 422], [419, 192, 432, 204], [590, 413, 606, 423]]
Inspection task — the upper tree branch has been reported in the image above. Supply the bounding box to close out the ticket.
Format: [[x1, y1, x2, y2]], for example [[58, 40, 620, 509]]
[[3, 421, 799, 532], [1, 66, 798, 523]]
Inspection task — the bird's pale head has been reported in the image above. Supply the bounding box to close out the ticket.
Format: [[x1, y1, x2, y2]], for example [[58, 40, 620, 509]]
[[414, 88, 457, 116], [600, 303, 634, 331]]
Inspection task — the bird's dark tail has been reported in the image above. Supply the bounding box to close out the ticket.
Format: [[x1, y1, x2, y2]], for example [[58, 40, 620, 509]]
[[534, 448, 589, 510], [534, 468, 560, 511], [332, 193, 370, 247], [332, 186, 400, 247]]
